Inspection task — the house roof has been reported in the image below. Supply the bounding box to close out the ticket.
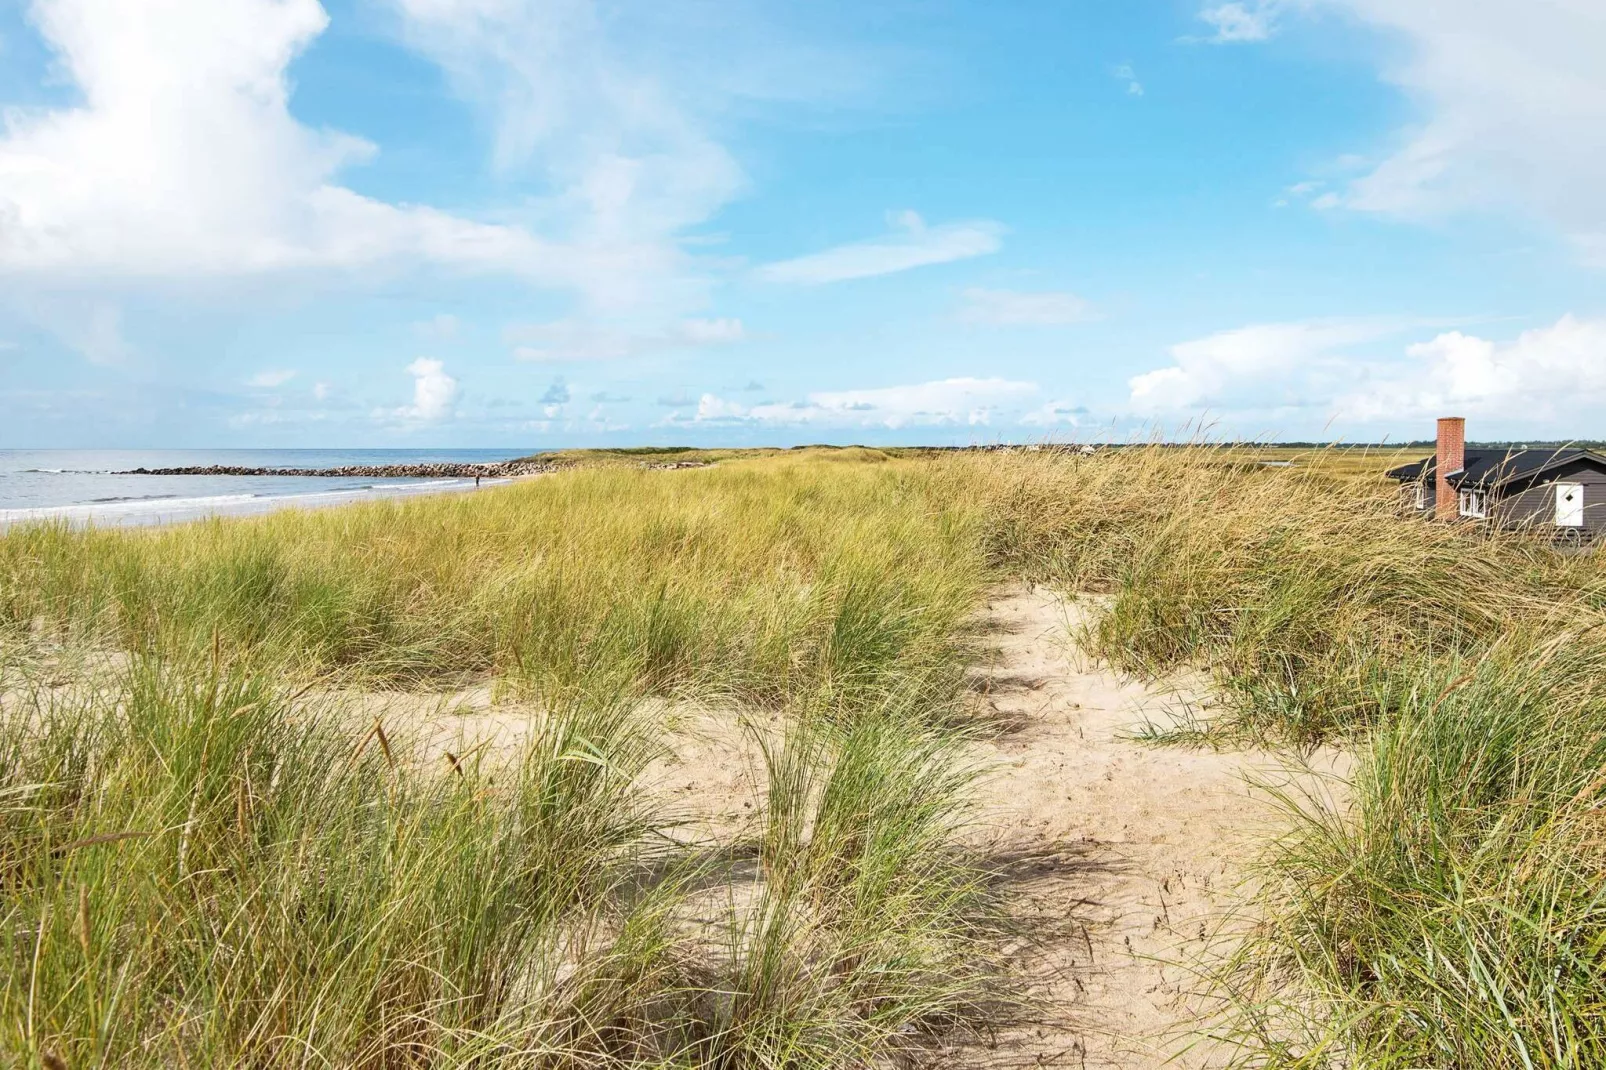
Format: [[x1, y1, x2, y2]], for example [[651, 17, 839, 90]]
[[1387, 448, 1606, 490]]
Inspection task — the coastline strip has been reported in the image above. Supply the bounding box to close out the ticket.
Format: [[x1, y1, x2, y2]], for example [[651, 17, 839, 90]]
[[116, 460, 563, 478]]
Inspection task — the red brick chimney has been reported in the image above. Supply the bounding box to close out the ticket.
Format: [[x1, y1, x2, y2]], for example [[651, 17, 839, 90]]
[[1435, 416, 1465, 520]]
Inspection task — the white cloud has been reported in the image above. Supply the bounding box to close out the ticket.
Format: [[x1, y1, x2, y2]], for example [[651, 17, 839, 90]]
[[1238, 2, 1606, 259], [784, 377, 1037, 428], [1112, 63, 1144, 96], [680, 376, 1039, 429], [959, 287, 1095, 326], [0, 0, 590, 289], [395, 358, 459, 422], [1129, 318, 1414, 411], [1340, 315, 1606, 425], [509, 317, 746, 361], [757, 211, 1004, 285], [384, 0, 757, 312], [248, 369, 297, 388], [1196, 1, 1283, 42], [1336, 1, 1606, 247], [1127, 314, 1606, 433], [694, 393, 750, 422]]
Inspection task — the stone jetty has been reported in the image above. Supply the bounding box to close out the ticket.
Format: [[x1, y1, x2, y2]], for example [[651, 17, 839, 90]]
[[117, 460, 564, 479]]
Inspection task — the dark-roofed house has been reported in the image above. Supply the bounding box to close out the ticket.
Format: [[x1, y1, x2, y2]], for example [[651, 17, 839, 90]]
[[1389, 417, 1606, 536]]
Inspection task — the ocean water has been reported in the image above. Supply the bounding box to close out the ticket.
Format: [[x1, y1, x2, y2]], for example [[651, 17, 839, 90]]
[[0, 449, 540, 529]]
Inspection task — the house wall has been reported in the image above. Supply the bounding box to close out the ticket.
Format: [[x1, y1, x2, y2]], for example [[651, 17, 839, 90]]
[[1490, 459, 1606, 533]]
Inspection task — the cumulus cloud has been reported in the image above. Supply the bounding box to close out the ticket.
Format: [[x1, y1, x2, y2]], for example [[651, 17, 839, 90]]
[[0, 0, 575, 287], [508, 317, 746, 361], [1128, 318, 1416, 412], [959, 287, 1095, 326], [694, 393, 750, 422], [248, 369, 297, 388], [1112, 64, 1144, 96], [677, 377, 1039, 429], [1340, 315, 1606, 425], [539, 378, 571, 406], [396, 358, 458, 422], [757, 211, 1004, 285], [1129, 314, 1606, 433]]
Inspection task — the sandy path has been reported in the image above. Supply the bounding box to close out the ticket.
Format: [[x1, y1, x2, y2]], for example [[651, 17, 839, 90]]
[[349, 584, 1342, 1066], [963, 586, 1343, 1068]]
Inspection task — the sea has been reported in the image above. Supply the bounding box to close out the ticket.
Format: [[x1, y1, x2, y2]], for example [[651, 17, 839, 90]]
[[0, 449, 540, 529]]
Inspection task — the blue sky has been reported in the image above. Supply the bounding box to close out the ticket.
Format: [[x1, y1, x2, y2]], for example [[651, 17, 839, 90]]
[[1, 0, 1603, 447]]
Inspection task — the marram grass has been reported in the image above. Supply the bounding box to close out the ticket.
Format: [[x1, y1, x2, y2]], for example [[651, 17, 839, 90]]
[[968, 443, 1606, 1067], [1, 456, 985, 709], [0, 453, 1007, 1068], [5, 445, 1606, 1066], [0, 653, 1004, 1068]]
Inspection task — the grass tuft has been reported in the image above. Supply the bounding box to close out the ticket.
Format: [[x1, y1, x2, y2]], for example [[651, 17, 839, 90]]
[[0, 454, 1010, 1067], [963, 443, 1606, 1065], [9, 442, 1604, 1065]]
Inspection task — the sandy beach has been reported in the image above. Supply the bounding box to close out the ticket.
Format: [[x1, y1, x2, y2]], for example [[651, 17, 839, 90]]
[[0, 476, 509, 530], [0, 448, 559, 530]]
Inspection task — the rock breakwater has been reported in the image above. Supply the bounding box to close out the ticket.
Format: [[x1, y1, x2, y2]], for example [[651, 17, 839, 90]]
[[117, 460, 564, 479]]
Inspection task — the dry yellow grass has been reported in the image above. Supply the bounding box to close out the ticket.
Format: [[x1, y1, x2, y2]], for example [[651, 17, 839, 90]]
[[3, 445, 1601, 1067]]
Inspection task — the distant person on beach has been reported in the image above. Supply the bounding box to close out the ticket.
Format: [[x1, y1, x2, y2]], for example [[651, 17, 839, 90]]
[[475, 475, 481, 487]]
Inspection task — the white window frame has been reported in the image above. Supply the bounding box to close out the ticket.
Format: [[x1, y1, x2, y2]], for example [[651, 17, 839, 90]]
[[1458, 489, 1487, 519]]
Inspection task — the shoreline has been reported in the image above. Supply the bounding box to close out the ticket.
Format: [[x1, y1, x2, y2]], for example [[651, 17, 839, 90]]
[[0, 475, 523, 531]]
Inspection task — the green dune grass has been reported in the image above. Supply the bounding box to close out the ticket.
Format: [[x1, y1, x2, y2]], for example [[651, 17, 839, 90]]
[[981, 444, 1606, 1067], [3, 446, 1603, 1066], [0, 453, 1005, 1068], [1, 453, 983, 705]]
